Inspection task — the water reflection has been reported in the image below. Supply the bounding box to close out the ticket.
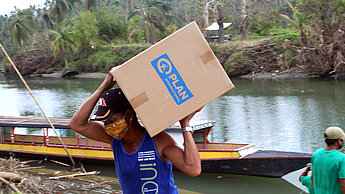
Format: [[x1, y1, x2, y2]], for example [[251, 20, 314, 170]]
[[199, 79, 345, 153], [1, 76, 345, 153]]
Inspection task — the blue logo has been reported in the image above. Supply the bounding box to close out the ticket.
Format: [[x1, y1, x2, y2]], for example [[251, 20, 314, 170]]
[[151, 53, 194, 105]]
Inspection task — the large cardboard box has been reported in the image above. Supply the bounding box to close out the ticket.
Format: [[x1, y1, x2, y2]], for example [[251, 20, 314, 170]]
[[111, 21, 234, 137]]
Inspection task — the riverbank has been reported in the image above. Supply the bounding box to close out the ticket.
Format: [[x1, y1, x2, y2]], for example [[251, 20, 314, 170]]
[[39, 67, 319, 80], [239, 67, 320, 79], [3, 36, 345, 80]]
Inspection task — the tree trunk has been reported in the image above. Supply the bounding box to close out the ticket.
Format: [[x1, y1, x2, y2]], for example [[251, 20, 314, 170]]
[[127, 0, 133, 13], [212, 1, 217, 23], [148, 23, 155, 44], [203, 0, 209, 36], [63, 53, 69, 70], [240, 0, 248, 40], [127, 25, 140, 43], [217, 4, 224, 43]]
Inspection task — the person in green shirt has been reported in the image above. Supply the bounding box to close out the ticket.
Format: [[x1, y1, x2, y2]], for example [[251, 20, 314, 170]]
[[299, 163, 315, 194], [311, 126, 345, 194]]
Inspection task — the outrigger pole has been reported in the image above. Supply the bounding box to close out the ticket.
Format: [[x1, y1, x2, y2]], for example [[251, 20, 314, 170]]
[[0, 43, 76, 166]]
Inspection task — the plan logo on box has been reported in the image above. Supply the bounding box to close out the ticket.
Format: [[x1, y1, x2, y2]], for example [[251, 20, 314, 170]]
[[151, 53, 194, 105]]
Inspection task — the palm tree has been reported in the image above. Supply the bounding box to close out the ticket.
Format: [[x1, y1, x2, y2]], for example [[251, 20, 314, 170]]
[[49, 0, 81, 28], [10, 9, 36, 48], [45, 20, 78, 70], [42, 7, 54, 30], [127, 0, 173, 44]]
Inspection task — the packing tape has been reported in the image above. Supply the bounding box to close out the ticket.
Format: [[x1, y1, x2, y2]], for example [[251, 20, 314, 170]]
[[129, 92, 149, 109], [200, 50, 216, 64]]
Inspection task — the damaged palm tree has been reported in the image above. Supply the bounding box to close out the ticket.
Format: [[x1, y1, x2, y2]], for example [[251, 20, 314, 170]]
[[45, 19, 78, 75]]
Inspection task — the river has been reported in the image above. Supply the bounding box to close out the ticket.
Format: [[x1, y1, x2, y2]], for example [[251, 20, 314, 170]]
[[1, 75, 345, 193]]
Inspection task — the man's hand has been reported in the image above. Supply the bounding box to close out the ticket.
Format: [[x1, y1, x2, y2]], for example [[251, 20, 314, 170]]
[[179, 106, 204, 128], [99, 67, 117, 91], [299, 163, 312, 182], [306, 163, 312, 171]]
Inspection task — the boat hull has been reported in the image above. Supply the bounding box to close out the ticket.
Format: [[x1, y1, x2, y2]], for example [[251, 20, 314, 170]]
[[0, 117, 312, 177], [0, 144, 311, 177], [201, 150, 311, 177]]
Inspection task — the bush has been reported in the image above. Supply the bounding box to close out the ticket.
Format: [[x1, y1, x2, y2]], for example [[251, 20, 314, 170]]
[[271, 29, 300, 43], [75, 44, 150, 72], [96, 6, 128, 42], [224, 50, 252, 70]]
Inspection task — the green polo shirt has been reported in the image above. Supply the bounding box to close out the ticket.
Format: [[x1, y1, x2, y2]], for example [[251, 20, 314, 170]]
[[311, 148, 345, 194], [301, 176, 315, 194]]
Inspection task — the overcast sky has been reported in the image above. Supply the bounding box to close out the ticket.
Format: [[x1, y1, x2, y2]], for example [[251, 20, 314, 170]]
[[0, 0, 46, 16]]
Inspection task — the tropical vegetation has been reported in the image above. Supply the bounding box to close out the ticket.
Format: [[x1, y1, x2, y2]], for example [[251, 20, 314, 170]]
[[0, 0, 345, 78]]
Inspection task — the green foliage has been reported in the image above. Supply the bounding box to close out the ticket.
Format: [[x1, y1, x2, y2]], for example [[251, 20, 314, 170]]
[[10, 9, 36, 47], [224, 50, 252, 70], [49, 0, 81, 27], [157, 24, 178, 38], [96, 5, 128, 43], [45, 20, 78, 57], [75, 45, 150, 72], [71, 11, 98, 48], [280, 0, 308, 36], [127, 0, 176, 43], [332, 0, 345, 14], [271, 30, 299, 43], [251, 10, 280, 36], [45, 19, 78, 69], [127, 15, 146, 43], [68, 60, 78, 70]]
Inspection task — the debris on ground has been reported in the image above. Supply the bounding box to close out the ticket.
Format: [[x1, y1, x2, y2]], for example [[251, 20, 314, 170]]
[[0, 157, 122, 193]]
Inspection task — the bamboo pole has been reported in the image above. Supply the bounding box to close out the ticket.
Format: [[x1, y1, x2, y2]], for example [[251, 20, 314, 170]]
[[0, 43, 75, 166]]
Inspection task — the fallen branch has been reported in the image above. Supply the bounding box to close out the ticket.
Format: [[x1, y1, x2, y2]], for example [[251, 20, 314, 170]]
[[99, 180, 116, 185], [49, 171, 100, 180], [0, 172, 22, 182], [20, 160, 40, 165], [50, 160, 70, 167], [0, 177, 22, 194], [79, 163, 87, 173], [19, 166, 46, 171]]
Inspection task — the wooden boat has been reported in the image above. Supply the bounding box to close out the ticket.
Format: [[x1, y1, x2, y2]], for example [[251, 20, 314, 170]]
[[0, 116, 311, 177]]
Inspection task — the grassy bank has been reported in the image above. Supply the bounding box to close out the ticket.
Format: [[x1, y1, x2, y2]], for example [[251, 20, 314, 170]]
[[70, 44, 151, 72]]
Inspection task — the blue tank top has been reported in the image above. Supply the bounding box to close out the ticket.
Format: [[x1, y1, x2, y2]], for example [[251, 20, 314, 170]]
[[112, 131, 178, 194]]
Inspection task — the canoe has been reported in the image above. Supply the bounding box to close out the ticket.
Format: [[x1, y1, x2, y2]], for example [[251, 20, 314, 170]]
[[0, 116, 311, 177]]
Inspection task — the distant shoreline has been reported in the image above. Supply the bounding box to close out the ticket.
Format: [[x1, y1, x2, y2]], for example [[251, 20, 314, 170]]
[[41, 71, 107, 79], [38, 69, 319, 80]]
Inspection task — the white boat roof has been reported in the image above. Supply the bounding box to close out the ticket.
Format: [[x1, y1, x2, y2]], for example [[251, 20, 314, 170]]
[[206, 22, 232, 31]]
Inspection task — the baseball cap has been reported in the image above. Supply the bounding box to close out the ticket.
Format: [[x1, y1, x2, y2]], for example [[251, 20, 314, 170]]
[[90, 88, 132, 121], [324, 126, 345, 140]]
